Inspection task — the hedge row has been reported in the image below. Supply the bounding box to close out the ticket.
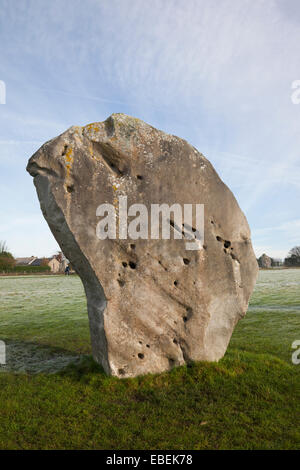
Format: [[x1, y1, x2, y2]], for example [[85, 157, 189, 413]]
[[2, 265, 51, 273]]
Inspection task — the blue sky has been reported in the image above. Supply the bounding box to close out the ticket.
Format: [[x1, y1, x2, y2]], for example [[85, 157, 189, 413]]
[[0, 0, 299, 259]]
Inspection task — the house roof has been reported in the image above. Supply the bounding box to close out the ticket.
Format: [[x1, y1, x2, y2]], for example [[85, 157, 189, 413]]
[[15, 256, 64, 267], [15, 256, 36, 266], [30, 258, 48, 266]]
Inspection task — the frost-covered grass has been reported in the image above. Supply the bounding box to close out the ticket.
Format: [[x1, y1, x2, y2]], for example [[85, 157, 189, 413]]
[[230, 269, 300, 363], [0, 271, 299, 449], [0, 275, 90, 373]]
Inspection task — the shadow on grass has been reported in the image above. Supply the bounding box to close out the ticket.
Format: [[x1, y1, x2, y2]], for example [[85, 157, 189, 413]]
[[0, 339, 92, 374], [1, 338, 297, 390]]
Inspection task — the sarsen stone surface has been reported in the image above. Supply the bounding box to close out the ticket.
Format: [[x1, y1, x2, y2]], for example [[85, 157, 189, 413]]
[[27, 114, 258, 378]]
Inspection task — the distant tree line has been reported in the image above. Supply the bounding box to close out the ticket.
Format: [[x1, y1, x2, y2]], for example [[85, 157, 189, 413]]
[[284, 246, 300, 267], [0, 241, 50, 273], [257, 246, 300, 268], [0, 241, 15, 271]]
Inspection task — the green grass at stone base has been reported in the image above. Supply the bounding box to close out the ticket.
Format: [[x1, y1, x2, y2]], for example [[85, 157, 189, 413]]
[[0, 271, 299, 449], [0, 351, 298, 450]]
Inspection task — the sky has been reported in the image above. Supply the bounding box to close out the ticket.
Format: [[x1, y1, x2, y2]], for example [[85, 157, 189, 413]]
[[0, 0, 299, 260]]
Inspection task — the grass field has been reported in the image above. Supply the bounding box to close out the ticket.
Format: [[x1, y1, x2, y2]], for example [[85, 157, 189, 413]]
[[0, 270, 299, 449]]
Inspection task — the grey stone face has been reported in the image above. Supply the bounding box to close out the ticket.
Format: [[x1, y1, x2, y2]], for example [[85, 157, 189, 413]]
[[258, 254, 272, 268], [27, 113, 258, 378]]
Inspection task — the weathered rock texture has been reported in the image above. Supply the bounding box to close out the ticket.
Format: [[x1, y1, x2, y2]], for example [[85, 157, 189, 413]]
[[27, 113, 258, 378], [258, 253, 272, 269]]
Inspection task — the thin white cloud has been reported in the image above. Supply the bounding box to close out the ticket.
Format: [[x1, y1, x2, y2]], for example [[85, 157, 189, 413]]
[[207, 150, 300, 195], [253, 219, 300, 236], [254, 246, 289, 260], [0, 215, 42, 234], [253, 219, 300, 259], [1, 0, 300, 256], [0, 140, 42, 144]]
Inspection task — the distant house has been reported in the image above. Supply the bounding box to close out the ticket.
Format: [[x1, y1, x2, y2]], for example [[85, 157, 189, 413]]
[[32, 256, 66, 273], [30, 258, 49, 267], [48, 257, 61, 273], [56, 252, 69, 272], [15, 256, 37, 266], [15, 255, 66, 273]]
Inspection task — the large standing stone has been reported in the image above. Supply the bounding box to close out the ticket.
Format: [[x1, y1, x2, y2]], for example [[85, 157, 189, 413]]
[[27, 113, 258, 378], [258, 253, 272, 269]]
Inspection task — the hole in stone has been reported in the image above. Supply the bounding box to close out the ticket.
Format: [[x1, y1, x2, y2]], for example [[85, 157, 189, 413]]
[[224, 249, 227, 253], [224, 240, 231, 249], [139, 341, 143, 345], [136, 175, 143, 180], [174, 280, 178, 286], [93, 142, 125, 176], [216, 236, 222, 242], [231, 253, 240, 263], [146, 344, 150, 348], [186, 306, 193, 317], [211, 220, 214, 224], [183, 258, 190, 265], [66, 185, 74, 193], [203, 245, 207, 249], [183, 307, 193, 323], [173, 338, 178, 345], [118, 368, 125, 375], [62, 145, 68, 156], [122, 261, 128, 268], [168, 358, 175, 366], [158, 260, 167, 271], [130, 244, 136, 250], [129, 261, 136, 269], [117, 279, 125, 287], [138, 353, 144, 359]]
